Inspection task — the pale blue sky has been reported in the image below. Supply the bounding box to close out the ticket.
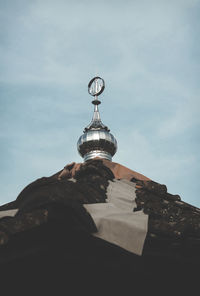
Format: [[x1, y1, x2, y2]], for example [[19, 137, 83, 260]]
[[0, 0, 200, 207]]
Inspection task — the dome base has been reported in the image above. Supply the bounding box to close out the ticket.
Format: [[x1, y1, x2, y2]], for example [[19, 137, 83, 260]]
[[84, 150, 112, 162]]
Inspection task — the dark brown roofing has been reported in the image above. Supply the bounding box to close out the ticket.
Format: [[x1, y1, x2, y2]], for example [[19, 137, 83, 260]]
[[0, 159, 199, 294]]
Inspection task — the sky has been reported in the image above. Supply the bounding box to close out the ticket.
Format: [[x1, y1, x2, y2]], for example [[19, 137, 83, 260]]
[[0, 0, 200, 207]]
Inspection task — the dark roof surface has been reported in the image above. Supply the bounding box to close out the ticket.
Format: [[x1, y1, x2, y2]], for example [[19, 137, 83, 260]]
[[0, 159, 199, 294]]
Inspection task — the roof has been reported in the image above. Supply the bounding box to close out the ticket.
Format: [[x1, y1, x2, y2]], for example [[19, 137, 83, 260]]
[[0, 159, 199, 294]]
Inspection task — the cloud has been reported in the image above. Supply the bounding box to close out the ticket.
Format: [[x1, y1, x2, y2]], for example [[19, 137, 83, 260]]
[[1, 0, 199, 87], [156, 94, 200, 138]]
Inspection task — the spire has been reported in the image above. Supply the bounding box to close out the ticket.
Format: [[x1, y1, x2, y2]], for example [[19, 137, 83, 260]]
[[84, 77, 109, 132], [77, 76, 117, 162]]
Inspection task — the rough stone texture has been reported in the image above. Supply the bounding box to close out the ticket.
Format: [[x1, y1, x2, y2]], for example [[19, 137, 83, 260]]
[[0, 159, 199, 294], [0, 160, 115, 248], [134, 180, 200, 258]]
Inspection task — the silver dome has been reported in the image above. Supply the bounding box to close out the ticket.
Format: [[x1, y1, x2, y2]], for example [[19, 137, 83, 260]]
[[77, 77, 117, 162], [77, 129, 117, 161]]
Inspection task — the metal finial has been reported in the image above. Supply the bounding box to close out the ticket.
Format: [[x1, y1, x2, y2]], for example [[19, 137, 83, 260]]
[[88, 77, 105, 98], [85, 77, 108, 132], [77, 76, 117, 162]]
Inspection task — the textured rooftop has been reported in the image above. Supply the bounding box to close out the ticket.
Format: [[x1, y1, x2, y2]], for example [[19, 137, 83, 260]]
[[0, 159, 199, 294]]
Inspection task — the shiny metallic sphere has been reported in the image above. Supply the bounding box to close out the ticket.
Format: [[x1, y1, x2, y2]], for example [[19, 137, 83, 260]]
[[77, 129, 117, 162]]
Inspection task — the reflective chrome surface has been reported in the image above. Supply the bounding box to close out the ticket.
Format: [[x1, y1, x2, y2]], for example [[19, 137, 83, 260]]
[[84, 151, 112, 162], [84, 103, 109, 132], [77, 129, 117, 161], [77, 77, 117, 162]]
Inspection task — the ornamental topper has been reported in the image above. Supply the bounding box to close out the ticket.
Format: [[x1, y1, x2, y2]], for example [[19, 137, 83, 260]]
[[88, 77, 105, 98], [77, 76, 117, 162]]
